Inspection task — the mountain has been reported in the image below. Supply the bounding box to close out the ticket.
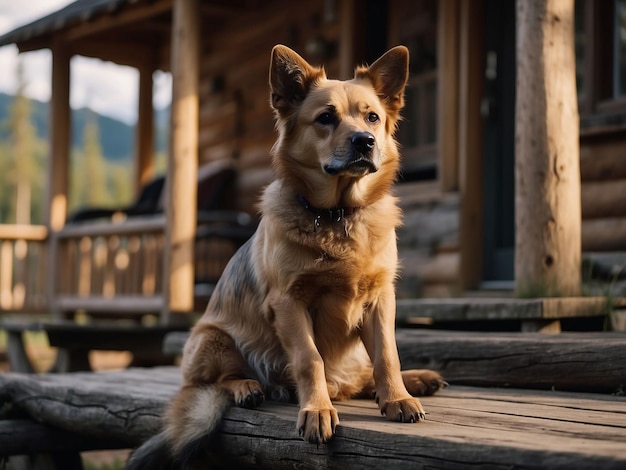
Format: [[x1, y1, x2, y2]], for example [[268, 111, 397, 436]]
[[0, 92, 168, 163]]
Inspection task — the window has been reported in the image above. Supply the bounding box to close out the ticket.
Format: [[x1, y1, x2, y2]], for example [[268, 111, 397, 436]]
[[577, 0, 626, 123], [390, 0, 438, 181]]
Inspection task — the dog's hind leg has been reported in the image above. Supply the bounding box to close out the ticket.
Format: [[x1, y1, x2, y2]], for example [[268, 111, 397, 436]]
[[355, 369, 447, 399], [157, 323, 264, 465], [180, 322, 265, 408], [400, 369, 448, 396]]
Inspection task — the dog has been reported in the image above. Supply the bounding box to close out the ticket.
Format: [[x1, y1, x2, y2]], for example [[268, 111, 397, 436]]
[[128, 44, 445, 469]]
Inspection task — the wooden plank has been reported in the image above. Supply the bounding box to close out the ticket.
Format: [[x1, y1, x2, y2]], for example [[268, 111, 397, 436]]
[[54, 294, 164, 313], [396, 297, 543, 321], [0, 224, 48, 241], [55, 216, 166, 238], [396, 297, 612, 322], [0, 368, 625, 468]]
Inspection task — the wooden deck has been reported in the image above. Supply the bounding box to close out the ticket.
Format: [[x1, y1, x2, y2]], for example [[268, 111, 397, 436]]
[[1, 365, 625, 468]]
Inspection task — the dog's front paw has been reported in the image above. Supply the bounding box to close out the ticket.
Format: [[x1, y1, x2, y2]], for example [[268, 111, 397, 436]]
[[378, 395, 426, 423], [402, 369, 448, 396], [296, 405, 340, 445]]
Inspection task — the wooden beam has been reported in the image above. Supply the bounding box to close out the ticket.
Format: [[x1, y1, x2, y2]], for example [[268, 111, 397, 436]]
[[135, 66, 155, 193], [457, 0, 484, 290], [61, 0, 173, 43], [54, 295, 165, 313], [47, 39, 71, 231], [338, 0, 357, 80], [515, 0, 581, 296], [69, 39, 161, 69], [0, 224, 48, 241], [163, 0, 200, 321], [437, 0, 460, 192]]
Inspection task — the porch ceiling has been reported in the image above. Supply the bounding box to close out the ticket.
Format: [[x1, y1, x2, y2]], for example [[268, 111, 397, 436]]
[[0, 0, 251, 70]]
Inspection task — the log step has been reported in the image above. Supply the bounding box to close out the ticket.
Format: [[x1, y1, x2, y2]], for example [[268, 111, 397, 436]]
[[164, 329, 626, 394], [396, 329, 626, 393]]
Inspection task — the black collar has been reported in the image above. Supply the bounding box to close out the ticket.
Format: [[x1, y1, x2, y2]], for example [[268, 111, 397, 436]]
[[296, 194, 359, 230]]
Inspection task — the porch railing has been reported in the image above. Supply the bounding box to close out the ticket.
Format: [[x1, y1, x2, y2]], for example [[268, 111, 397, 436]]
[[0, 213, 248, 320], [0, 224, 49, 313], [50, 216, 166, 317]]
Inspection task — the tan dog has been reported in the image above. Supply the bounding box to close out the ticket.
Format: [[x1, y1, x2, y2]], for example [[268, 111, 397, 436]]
[[128, 45, 445, 469]]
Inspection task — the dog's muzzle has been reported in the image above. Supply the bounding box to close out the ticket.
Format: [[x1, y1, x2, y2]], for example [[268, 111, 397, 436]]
[[323, 132, 378, 176]]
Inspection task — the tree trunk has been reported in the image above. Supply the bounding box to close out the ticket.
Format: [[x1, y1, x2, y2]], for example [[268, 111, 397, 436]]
[[515, 0, 581, 297]]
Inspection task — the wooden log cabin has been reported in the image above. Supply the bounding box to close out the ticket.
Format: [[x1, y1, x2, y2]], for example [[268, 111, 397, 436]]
[[0, 0, 624, 329]]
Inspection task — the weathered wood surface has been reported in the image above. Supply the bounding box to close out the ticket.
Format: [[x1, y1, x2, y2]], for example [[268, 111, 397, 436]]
[[396, 296, 618, 322], [396, 330, 626, 393], [1, 367, 625, 468], [164, 330, 626, 394], [0, 420, 127, 455], [515, 0, 581, 297]]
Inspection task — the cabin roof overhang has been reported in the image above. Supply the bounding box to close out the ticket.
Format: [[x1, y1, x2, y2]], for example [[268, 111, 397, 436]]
[[0, 0, 250, 70]]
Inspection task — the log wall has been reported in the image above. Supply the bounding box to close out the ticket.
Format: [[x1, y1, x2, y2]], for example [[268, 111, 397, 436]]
[[394, 183, 460, 298], [195, 0, 463, 298], [197, 0, 343, 214], [580, 130, 626, 252]]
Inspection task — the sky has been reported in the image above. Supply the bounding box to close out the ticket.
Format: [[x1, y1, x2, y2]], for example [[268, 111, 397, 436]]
[[0, 0, 171, 124]]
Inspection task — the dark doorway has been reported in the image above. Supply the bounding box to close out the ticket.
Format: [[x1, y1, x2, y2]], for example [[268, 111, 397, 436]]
[[481, 0, 516, 285]]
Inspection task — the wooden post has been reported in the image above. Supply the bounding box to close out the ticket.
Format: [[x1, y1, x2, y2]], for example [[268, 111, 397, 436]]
[[437, 0, 460, 192], [46, 39, 71, 318], [135, 66, 154, 193], [163, 0, 200, 322], [47, 39, 71, 231], [515, 0, 581, 297], [458, 0, 484, 290]]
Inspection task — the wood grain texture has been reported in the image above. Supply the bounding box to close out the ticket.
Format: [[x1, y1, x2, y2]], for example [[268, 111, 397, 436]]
[[164, 329, 626, 393], [1, 367, 625, 468], [514, 0, 581, 296], [396, 329, 626, 393]]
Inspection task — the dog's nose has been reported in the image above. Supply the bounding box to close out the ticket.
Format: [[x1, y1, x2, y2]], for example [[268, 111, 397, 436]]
[[351, 132, 375, 154]]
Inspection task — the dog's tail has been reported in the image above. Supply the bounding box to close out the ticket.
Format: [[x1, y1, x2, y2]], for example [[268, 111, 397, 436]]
[[126, 385, 231, 470]]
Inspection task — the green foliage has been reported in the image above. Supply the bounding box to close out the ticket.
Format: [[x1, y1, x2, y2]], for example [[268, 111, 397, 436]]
[[0, 60, 46, 224], [0, 63, 145, 222]]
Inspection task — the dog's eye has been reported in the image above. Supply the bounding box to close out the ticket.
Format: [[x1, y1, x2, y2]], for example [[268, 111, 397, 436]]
[[366, 112, 379, 123], [316, 112, 336, 126]]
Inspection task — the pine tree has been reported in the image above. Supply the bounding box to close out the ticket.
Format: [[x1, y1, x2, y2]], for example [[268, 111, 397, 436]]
[[3, 59, 45, 224], [71, 109, 108, 211]]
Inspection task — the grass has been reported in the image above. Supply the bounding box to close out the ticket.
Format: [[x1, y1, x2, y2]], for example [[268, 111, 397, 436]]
[[83, 455, 127, 470]]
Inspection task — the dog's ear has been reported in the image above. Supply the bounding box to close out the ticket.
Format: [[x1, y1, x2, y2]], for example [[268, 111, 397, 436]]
[[355, 46, 409, 113], [269, 45, 325, 117]]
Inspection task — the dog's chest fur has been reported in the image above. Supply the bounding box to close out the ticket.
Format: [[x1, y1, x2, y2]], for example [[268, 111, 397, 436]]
[[266, 193, 399, 334]]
